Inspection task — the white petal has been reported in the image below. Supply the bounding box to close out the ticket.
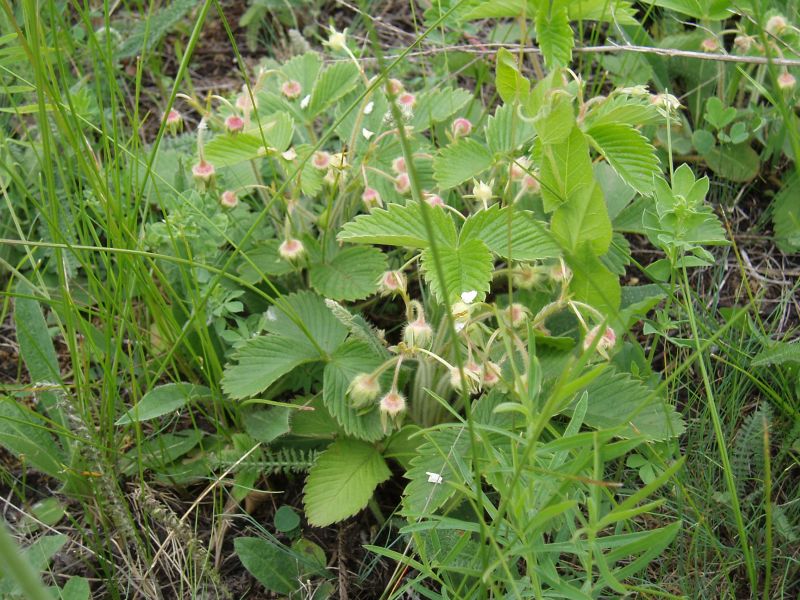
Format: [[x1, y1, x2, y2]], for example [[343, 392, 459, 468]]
[[461, 290, 478, 304], [300, 95, 311, 109], [364, 101, 374, 115], [362, 128, 374, 140], [426, 472, 443, 484]]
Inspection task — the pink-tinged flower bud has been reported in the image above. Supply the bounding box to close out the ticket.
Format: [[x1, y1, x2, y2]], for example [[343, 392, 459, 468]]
[[398, 92, 416, 108], [482, 361, 501, 388], [449, 362, 482, 394], [278, 238, 305, 262], [700, 37, 719, 52], [348, 373, 381, 407], [378, 270, 406, 296], [192, 160, 216, 184], [403, 309, 432, 349], [392, 156, 406, 174], [502, 303, 528, 328], [423, 192, 444, 207], [583, 325, 617, 359], [164, 109, 182, 133], [220, 190, 238, 208], [394, 173, 411, 194], [778, 71, 796, 90], [312, 151, 331, 170], [512, 264, 545, 290], [225, 114, 245, 134], [379, 389, 406, 429], [550, 262, 572, 284], [281, 79, 302, 100], [362, 187, 382, 210], [235, 91, 255, 113], [451, 117, 472, 138], [387, 78, 404, 95], [523, 174, 541, 193], [766, 15, 788, 36]]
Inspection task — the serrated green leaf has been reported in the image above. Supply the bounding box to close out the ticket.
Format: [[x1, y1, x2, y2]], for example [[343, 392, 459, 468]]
[[402, 428, 473, 517], [309, 246, 387, 301], [412, 87, 472, 131], [243, 406, 292, 444], [575, 369, 685, 441], [495, 47, 530, 105], [222, 336, 319, 400], [422, 239, 494, 304], [538, 125, 594, 212], [115, 0, 196, 59], [263, 291, 349, 355], [308, 61, 360, 116], [485, 104, 536, 154], [752, 342, 800, 367], [260, 111, 294, 152], [551, 182, 612, 255], [535, 4, 573, 69], [322, 341, 388, 441], [463, 0, 526, 19], [585, 95, 662, 128], [533, 93, 575, 145], [237, 241, 295, 283], [204, 133, 264, 167], [433, 138, 494, 189], [338, 201, 457, 248], [587, 123, 659, 194], [567, 244, 622, 316], [280, 52, 322, 98], [304, 439, 391, 526], [116, 383, 212, 425], [459, 204, 561, 261], [772, 172, 800, 253]]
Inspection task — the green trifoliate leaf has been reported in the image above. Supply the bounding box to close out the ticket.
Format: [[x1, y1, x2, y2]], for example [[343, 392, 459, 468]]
[[309, 246, 387, 301], [459, 204, 561, 261], [421, 238, 494, 304], [586, 122, 660, 194], [338, 201, 457, 248], [433, 138, 494, 189], [304, 439, 391, 526]]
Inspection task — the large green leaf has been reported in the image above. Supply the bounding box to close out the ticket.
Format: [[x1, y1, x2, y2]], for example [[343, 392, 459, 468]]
[[234, 537, 300, 595], [116, 383, 212, 425], [495, 47, 530, 105], [263, 291, 348, 355], [0, 399, 64, 479], [702, 143, 760, 183], [203, 133, 264, 167], [309, 246, 387, 301], [575, 370, 685, 440], [433, 138, 494, 189], [551, 182, 612, 255], [304, 439, 391, 526], [459, 204, 561, 261], [535, 4, 573, 69], [421, 239, 494, 304], [566, 244, 622, 316], [538, 126, 595, 213], [412, 87, 472, 130], [338, 201, 457, 248], [322, 341, 388, 442], [586, 122, 660, 194], [222, 336, 319, 400], [308, 61, 361, 116]]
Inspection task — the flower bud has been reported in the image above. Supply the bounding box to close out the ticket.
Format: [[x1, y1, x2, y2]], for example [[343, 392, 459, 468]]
[[281, 79, 302, 99], [312, 151, 331, 170], [392, 156, 406, 174], [387, 78, 404, 95], [509, 157, 531, 181], [449, 363, 482, 394], [403, 311, 432, 349], [324, 26, 348, 52], [278, 238, 305, 262], [451, 117, 472, 138], [512, 264, 546, 290], [220, 190, 238, 208], [348, 373, 381, 407], [378, 270, 406, 296], [423, 192, 444, 207], [192, 160, 216, 185], [281, 147, 297, 161], [164, 109, 182, 133], [235, 91, 256, 114], [379, 389, 406, 430], [225, 114, 245, 134], [734, 35, 753, 53], [583, 325, 617, 359], [362, 187, 382, 210], [700, 37, 719, 52], [550, 262, 572, 284], [482, 361, 501, 388], [473, 180, 494, 207], [502, 303, 528, 328], [778, 71, 796, 90], [766, 15, 788, 36], [394, 173, 411, 194]]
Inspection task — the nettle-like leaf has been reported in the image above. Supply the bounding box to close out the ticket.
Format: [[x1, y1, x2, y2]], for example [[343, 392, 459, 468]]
[[421, 239, 494, 304], [574, 369, 685, 441], [459, 204, 561, 261], [535, 4, 573, 69], [538, 126, 594, 212], [309, 246, 387, 301], [485, 103, 536, 154], [402, 428, 473, 517], [586, 122, 660, 194], [338, 201, 457, 248], [322, 340, 388, 442], [551, 182, 612, 256], [304, 438, 391, 526], [433, 138, 494, 189]]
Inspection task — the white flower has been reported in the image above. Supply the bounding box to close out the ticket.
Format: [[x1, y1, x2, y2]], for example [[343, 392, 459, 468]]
[[281, 148, 297, 161], [364, 101, 374, 115], [323, 26, 348, 52], [472, 179, 494, 207], [362, 128, 374, 140], [461, 290, 478, 304], [300, 94, 311, 109]]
